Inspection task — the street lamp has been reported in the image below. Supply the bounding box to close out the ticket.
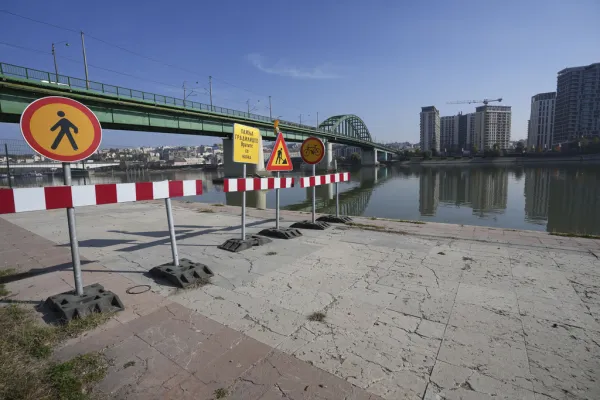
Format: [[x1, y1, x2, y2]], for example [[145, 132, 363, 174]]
[[52, 41, 69, 84]]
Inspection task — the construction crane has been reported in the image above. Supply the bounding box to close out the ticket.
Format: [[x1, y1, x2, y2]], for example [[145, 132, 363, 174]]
[[447, 98, 502, 105]]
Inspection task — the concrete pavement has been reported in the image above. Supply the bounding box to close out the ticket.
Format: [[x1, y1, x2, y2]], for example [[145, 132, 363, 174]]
[[1, 200, 600, 399]]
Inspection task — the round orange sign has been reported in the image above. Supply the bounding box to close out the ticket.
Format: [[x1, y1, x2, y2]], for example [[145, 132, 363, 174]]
[[20, 96, 102, 162], [300, 137, 325, 165]]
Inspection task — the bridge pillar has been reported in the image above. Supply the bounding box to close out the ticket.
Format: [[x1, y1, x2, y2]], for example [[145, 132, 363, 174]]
[[222, 137, 266, 177], [361, 148, 379, 166], [317, 141, 334, 171]]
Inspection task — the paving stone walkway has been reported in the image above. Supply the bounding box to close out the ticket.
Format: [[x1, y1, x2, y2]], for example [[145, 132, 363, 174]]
[[2, 201, 600, 399]]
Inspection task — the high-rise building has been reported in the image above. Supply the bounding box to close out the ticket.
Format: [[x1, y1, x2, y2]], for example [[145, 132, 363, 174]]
[[440, 115, 458, 152], [440, 112, 475, 152], [528, 92, 556, 150], [420, 106, 440, 152], [466, 113, 476, 150], [554, 62, 600, 144], [474, 105, 512, 150]]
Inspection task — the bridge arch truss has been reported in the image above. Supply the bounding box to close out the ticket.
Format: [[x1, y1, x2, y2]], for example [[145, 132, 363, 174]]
[[318, 114, 372, 142]]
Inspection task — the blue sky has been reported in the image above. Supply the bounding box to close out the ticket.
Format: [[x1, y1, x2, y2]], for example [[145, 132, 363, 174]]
[[1, 0, 599, 146]]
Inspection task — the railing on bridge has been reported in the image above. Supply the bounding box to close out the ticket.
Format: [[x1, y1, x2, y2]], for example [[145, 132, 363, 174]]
[[0, 62, 336, 135]]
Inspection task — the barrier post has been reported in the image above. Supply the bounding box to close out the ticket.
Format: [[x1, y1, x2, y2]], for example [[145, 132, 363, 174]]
[[165, 197, 179, 267], [63, 162, 84, 296], [241, 164, 247, 239]]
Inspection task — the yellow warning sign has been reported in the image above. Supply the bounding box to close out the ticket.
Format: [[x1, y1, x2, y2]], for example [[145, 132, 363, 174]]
[[20, 96, 102, 162], [233, 123, 260, 164], [266, 132, 293, 171]]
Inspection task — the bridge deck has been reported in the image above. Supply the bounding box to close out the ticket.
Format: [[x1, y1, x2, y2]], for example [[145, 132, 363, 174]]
[[0, 62, 397, 153]]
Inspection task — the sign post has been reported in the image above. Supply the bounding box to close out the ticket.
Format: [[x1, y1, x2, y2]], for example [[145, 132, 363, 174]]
[[19, 96, 126, 321], [290, 137, 330, 230], [219, 123, 273, 251], [20, 96, 102, 297], [257, 121, 302, 240]]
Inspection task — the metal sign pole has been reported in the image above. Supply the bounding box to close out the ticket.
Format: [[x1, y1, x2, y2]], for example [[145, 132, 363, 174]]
[[165, 197, 180, 267], [63, 162, 83, 296], [312, 163, 316, 223], [276, 171, 280, 230], [242, 163, 247, 239]]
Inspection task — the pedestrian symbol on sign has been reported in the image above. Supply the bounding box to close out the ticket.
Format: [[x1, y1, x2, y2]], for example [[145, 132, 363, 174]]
[[51, 111, 79, 150], [266, 132, 293, 171]]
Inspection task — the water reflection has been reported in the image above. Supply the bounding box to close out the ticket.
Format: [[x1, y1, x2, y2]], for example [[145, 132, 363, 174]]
[[4, 164, 600, 234]]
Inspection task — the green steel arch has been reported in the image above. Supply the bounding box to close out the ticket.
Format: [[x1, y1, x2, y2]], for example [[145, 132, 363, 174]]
[[318, 114, 372, 142]]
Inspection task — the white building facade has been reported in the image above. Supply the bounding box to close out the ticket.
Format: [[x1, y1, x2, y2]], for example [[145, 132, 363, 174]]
[[474, 105, 512, 150], [528, 92, 556, 151]]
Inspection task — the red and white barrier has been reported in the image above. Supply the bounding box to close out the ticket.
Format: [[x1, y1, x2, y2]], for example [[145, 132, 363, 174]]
[[298, 172, 350, 188], [0, 180, 202, 214], [223, 177, 294, 193]]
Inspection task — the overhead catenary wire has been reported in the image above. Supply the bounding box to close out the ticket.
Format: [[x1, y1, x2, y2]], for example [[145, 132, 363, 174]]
[[0, 10, 313, 116]]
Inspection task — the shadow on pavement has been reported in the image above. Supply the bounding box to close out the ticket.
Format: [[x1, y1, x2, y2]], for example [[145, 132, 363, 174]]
[[115, 219, 275, 253], [0, 260, 94, 284]]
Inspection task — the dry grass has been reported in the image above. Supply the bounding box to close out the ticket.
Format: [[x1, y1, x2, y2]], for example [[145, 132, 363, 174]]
[[346, 222, 406, 235], [214, 387, 229, 398], [212, 204, 225, 207], [0, 305, 111, 400], [0, 268, 16, 297], [198, 209, 215, 213], [307, 312, 326, 322], [550, 231, 600, 240], [265, 251, 277, 256]]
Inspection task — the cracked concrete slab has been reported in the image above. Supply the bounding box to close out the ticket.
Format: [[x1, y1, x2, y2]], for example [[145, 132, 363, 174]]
[[3, 201, 600, 399]]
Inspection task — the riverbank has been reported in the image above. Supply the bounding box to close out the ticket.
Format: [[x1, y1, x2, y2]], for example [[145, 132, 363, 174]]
[[1, 202, 599, 399], [398, 153, 600, 166]]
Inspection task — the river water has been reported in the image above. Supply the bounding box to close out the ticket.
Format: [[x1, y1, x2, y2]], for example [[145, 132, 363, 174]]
[[4, 165, 600, 235]]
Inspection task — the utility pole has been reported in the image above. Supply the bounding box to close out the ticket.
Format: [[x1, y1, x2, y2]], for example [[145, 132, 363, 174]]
[[52, 43, 59, 81], [209, 76, 213, 111], [299, 114, 302, 125], [316, 112, 319, 130], [247, 99, 250, 115], [80, 31, 90, 89], [269, 96, 272, 120], [182, 81, 187, 101]]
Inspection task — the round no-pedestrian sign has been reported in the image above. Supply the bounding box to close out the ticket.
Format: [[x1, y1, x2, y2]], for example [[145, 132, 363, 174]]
[[20, 96, 102, 162]]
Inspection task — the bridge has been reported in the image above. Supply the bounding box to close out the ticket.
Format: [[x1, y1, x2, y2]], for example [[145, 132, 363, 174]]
[[0, 62, 396, 175]]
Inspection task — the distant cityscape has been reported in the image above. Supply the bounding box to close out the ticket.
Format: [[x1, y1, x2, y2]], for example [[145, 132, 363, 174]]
[[418, 62, 600, 154]]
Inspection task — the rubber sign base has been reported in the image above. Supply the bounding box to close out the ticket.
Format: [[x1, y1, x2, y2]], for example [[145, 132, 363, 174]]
[[257, 227, 303, 240], [218, 235, 273, 253], [149, 258, 214, 289], [290, 220, 331, 230], [44, 283, 124, 322], [317, 215, 353, 224]]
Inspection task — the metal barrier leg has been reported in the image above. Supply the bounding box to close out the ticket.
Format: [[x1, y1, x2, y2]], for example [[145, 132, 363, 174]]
[[165, 198, 180, 267], [336, 181, 340, 218]]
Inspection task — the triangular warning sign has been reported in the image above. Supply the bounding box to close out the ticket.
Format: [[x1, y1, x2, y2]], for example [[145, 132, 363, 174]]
[[266, 132, 293, 171]]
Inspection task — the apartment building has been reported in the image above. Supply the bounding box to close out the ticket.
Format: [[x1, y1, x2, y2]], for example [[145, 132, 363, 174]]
[[528, 92, 556, 150]]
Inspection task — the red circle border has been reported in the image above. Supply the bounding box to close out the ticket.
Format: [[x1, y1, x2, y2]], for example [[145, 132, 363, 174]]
[[300, 137, 325, 165], [20, 96, 102, 162]]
